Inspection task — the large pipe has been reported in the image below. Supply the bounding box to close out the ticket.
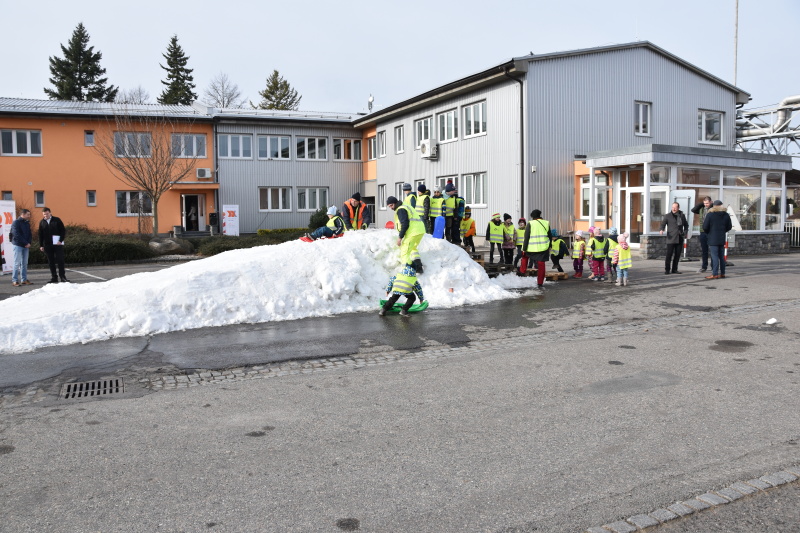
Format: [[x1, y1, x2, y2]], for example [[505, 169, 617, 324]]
[[737, 94, 800, 137]]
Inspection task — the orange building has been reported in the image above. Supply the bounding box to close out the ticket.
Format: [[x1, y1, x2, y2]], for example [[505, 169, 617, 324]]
[[0, 99, 216, 235]]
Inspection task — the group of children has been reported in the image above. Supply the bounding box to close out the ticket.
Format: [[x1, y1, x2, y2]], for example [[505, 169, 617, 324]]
[[571, 227, 633, 286]]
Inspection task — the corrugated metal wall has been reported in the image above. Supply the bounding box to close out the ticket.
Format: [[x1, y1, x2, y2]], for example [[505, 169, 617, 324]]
[[217, 121, 362, 232], [373, 80, 522, 234], [526, 47, 739, 225]]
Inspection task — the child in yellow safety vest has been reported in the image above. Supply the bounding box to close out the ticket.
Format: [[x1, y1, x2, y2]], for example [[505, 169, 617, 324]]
[[571, 230, 586, 278], [605, 227, 619, 284], [587, 227, 609, 281], [513, 217, 528, 269], [485, 212, 504, 264], [501, 213, 517, 264], [612, 232, 632, 286], [549, 229, 568, 272], [460, 206, 476, 253], [379, 263, 425, 317]]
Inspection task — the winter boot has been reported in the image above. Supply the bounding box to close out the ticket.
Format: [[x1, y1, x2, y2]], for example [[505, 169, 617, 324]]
[[572, 272, 582, 278], [379, 308, 387, 317], [399, 309, 410, 317]]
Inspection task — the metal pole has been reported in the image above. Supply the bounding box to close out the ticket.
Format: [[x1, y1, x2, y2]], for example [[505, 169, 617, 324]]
[[734, 0, 739, 85]]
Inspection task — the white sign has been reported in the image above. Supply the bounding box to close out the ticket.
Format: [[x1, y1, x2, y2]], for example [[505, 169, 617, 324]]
[[222, 204, 239, 236], [0, 200, 16, 274]]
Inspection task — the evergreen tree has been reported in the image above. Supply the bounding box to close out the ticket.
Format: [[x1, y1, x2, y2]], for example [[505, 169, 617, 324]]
[[252, 70, 302, 110], [44, 22, 118, 102], [157, 35, 197, 105]]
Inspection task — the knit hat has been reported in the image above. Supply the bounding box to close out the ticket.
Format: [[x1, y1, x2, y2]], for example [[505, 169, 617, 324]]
[[464, 206, 472, 215], [433, 187, 441, 193], [518, 217, 526, 224], [445, 183, 456, 193], [575, 230, 584, 238], [503, 213, 512, 221], [593, 227, 603, 236], [609, 227, 618, 235], [530, 209, 542, 219], [351, 192, 361, 201], [417, 183, 426, 193], [492, 212, 501, 219], [402, 183, 412, 191], [549, 229, 558, 237], [713, 200, 723, 206], [386, 196, 399, 206], [327, 206, 338, 216], [617, 233, 627, 242], [588, 225, 596, 235]]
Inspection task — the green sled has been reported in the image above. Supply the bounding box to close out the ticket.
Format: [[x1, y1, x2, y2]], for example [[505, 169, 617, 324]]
[[379, 299, 429, 314]]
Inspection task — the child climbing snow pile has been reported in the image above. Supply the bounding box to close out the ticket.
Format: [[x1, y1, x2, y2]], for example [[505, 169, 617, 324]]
[[379, 264, 425, 317]]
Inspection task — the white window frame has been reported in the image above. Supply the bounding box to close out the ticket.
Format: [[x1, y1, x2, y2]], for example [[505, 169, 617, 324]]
[[378, 184, 387, 210], [217, 134, 252, 159], [395, 125, 404, 153], [698, 110, 724, 144], [368, 136, 377, 160], [34, 191, 45, 207], [114, 132, 152, 158], [296, 137, 327, 160], [580, 175, 608, 219], [437, 109, 458, 143], [172, 133, 207, 158], [462, 172, 487, 207], [395, 182, 405, 199], [377, 131, 386, 157], [0, 129, 42, 156], [84, 130, 95, 147], [414, 117, 432, 148], [463, 101, 487, 138], [333, 138, 362, 161], [297, 187, 328, 211], [87, 190, 97, 207], [635, 101, 651, 136], [436, 176, 460, 192], [258, 187, 291, 211], [116, 191, 153, 217], [257, 135, 291, 160]]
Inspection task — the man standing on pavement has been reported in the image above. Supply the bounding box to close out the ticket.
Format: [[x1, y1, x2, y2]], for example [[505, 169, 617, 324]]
[[342, 192, 371, 230], [387, 195, 426, 273], [659, 202, 689, 275], [691, 196, 713, 273], [39, 207, 69, 283], [702, 200, 732, 280], [10, 209, 34, 287]]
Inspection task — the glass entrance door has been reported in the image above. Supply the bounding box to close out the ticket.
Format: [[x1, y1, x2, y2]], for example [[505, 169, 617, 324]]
[[623, 187, 668, 245]]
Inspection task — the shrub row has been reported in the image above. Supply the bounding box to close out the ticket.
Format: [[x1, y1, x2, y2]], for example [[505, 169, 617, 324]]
[[28, 233, 156, 265], [194, 230, 306, 256]]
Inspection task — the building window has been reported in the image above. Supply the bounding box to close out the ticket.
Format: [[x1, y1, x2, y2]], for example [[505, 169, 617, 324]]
[[84, 130, 95, 146], [437, 109, 458, 142], [333, 139, 362, 161], [1, 191, 12, 201], [296, 137, 327, 160], [436, 176, 460, 192], [723, 170, 762, 187], [1, 129, 42, 156], [635, 101, 651, 136], [580, 176, 607, 218], [114, 132, 152, 158], [698, 110, 723, 143], [34, 191, 45, 207], [87, 190, 97, 206], [395, 126, 404, 153], [395, 182, 405, 199], [368, 136, 377, 160], [722, 189, 760, 231], [172, 134, 207, 158], [464, 101, 487, 137], [462, 172, 487, 206], [218, 134, 252, 159], [414, 117, 432, 147], [377, 131, 386, 157], [116, 191, 152, 216], [378, 184, 386, 210], [259, 187, 291, 211], [258, 135, 291, 159], [297, 187, 328, 211], [678, 167, 720, 186]]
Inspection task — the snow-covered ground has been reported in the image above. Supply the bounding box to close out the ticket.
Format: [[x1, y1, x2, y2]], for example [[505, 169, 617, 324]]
[[0, 230, 539, 354]]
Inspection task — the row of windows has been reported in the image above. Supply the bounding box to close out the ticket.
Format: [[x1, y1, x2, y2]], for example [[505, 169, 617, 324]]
[[217, 134, 362, 162], [632, 103, 724, 144], [375, 172, 488, 209], [0, 189, 152, 215], [258, 187, 329, 211]]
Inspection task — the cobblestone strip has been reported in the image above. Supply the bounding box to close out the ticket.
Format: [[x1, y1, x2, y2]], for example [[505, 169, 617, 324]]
[[584, 465, 800, 532]]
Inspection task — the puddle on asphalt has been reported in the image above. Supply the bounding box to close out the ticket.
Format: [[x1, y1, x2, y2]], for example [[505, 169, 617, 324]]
[[581, 371, 681, 394], [710, 340, 754, 353]]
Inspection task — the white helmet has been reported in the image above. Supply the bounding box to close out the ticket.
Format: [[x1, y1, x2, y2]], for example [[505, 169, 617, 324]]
[[327, 206, 337, 215]]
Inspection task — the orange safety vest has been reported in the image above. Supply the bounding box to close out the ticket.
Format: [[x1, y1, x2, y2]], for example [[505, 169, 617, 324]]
[[343, 200, 366, 230]]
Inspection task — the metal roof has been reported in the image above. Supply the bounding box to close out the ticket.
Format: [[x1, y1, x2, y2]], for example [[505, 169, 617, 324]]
[[211, 105, 361, 123], [0, 97, 209, 119]]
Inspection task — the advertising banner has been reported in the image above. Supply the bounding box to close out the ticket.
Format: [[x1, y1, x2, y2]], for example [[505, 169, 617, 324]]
[[0, 200, 16, 274], [222, 205, 239, 236]]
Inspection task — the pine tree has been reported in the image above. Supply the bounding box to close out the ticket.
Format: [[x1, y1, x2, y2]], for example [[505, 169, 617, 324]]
[[252, 70, 302, 110], [44, 22, 118, 102], [157, 35, 197, 105]]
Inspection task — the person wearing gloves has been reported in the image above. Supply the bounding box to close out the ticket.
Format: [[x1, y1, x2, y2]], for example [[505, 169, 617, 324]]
[[428, 187, 445, 235], [415, 184, 431, 233], [379, 263, 425, 318], [612, 232, 633, 286], [485, 212, 504, 264], [342, 192, 371, 230], [307, 206, 345, 240], [572, 230, 586, 278], [388, 195, 426, 273], [501, 213, 517, 265], [522, 209, 551, 288], [460, 206, 477, 253], [549, 228, 568, 273], [605, 227, 619, 283]]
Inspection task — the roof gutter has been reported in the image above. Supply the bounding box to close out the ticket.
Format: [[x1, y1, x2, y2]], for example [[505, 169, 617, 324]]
[[502, 66, 526, 218]]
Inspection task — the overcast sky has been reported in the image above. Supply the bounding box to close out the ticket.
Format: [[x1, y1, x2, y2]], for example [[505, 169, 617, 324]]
[[2, 0, 797, 114]]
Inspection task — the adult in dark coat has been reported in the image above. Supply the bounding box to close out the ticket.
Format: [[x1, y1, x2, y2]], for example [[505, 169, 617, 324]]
[[691, 196, 713, 272], [702, 200, 732, 279], [659, 202, 689, 274], [38, 207, 69, 283]]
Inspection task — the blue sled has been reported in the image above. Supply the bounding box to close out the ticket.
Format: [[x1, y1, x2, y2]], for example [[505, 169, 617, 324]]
[[433, 216, 446, 239]]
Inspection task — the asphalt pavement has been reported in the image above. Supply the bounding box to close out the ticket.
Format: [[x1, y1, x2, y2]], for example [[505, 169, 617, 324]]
[[1, 250, 799, 532]]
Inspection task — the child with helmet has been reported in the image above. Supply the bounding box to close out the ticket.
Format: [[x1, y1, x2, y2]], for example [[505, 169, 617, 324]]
[[306, 206, 345, 240], [572, 230, 586, 278]]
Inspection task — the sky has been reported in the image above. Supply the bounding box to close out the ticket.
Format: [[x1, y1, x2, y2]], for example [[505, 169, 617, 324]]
[[0, 231, 538, 354], [1, 0, 798, 114]]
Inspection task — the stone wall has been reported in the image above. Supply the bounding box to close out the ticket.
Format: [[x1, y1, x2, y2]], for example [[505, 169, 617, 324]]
[[639, 232, 792, 259]]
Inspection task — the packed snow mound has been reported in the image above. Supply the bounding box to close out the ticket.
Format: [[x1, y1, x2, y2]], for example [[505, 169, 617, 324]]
[[0, 230, 539, 353]]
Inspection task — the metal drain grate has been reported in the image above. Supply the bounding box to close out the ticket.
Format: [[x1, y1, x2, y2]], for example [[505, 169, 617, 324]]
[[60, 378, 124, 399]]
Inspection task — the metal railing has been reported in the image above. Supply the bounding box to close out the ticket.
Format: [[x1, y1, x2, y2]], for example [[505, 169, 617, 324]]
[[785, 221, 800, 247]]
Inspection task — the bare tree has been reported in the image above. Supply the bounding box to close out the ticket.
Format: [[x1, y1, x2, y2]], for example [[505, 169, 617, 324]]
[[94, 106, 199, 235], [203, 72, 246, 108], [115, 86, 152, 104]]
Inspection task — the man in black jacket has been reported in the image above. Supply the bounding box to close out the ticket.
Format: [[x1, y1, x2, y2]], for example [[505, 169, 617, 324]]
[[702, 200, 733, 280], [691, 196, 713, 272], [659, 202, 689, 274], [38, 207, 69, 283]]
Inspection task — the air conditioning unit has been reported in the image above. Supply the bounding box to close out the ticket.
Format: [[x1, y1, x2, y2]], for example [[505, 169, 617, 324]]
[[419, 139, 438, 160], [196, 168, 213, 179]]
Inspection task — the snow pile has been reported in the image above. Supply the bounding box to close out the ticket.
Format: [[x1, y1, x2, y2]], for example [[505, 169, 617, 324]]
[[0, 230, 538, 353]]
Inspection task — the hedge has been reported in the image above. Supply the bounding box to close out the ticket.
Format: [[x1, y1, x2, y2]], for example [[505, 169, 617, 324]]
[[28, 233, 156, 265]]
